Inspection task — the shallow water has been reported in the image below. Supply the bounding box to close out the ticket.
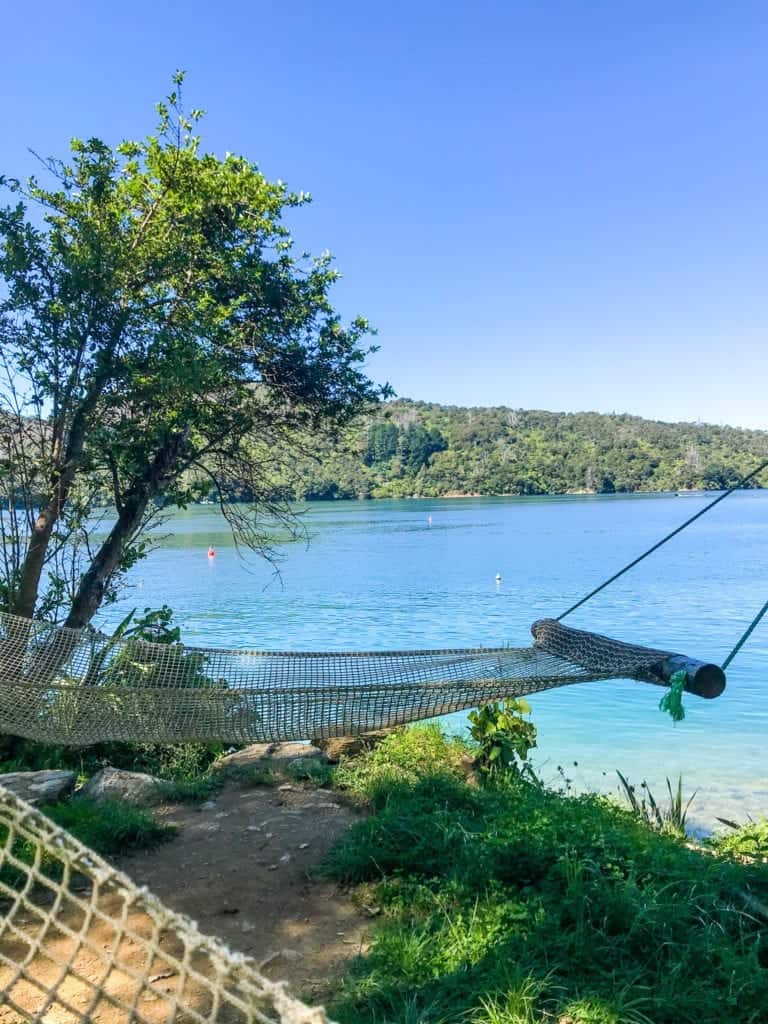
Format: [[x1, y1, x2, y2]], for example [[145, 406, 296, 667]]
[[102, 491, 768, 831]]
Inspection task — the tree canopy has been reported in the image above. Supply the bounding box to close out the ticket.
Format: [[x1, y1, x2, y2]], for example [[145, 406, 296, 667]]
[[249, 400, 768, 501], [0, 74, 386, 626]]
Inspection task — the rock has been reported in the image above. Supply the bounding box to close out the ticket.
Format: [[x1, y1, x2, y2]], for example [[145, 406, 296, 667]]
[[310, 729, 397, 762], [0, 770, 76, 805], [218, 742, 328, 770], [80, 767, 164, 806]]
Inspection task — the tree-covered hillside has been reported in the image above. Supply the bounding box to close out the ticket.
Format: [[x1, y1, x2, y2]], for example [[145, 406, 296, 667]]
[[260, 400, 768, 500]]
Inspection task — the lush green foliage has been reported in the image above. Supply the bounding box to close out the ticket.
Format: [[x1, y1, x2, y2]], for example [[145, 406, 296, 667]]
[[254, 399, 768, 500], [41, 798, 175, 855], [710, 818, 768, 859], [468, 699, 537, 778], [333, 724, 470, 806], [324, 727, 768, 1024]]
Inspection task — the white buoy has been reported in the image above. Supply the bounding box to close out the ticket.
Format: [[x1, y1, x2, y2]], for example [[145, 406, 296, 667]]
[[495, 573, 502, 583]]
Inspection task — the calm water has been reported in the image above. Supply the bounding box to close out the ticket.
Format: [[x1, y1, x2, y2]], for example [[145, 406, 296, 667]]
[[102, 491, 768, 831]]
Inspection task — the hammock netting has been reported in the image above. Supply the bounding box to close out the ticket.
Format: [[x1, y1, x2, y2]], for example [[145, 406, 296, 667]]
[[0, 784, 329, 1023], [0, 611, 725, 747], [0, 610, 725, 1022]]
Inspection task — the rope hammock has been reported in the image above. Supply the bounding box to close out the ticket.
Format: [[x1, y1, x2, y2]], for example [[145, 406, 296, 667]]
[[0, 611, 725, 747], [4, 457, 766, 750]]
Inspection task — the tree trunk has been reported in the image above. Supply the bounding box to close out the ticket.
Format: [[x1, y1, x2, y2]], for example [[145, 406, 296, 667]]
[[65, 428, 191, 632], [11, 401, 92, 621], [64, 494, 151, 630], [8, 430, 190, 688], [12, 506, 63, 620]]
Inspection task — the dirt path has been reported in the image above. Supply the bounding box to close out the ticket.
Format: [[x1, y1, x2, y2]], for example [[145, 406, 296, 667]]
[[120, 779, 371, 999]]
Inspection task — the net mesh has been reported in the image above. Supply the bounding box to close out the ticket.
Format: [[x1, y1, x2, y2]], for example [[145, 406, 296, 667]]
[[0, 613, 703, 748], [0, 783, 331, 1023]]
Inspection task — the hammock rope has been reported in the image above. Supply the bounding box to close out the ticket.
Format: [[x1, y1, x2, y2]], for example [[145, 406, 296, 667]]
[[722, 595, 768, 671], [557, 458, 768, 624]]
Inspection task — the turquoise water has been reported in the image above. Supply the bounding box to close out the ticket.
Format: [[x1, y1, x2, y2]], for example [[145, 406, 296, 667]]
[[102, 492, 768, 831]]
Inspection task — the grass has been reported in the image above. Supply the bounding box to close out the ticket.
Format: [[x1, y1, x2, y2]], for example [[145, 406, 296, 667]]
[[323, 725, 768, 1024], [1, 796, 174, 897], [157, 772, 224, 803], [284, 757, 336, 787], [333, 723, 469, 805], [41, 798, 176, 855], [0, 736, 226, 786], [615, 770, 698, 835], [225, 764, 280, 788]]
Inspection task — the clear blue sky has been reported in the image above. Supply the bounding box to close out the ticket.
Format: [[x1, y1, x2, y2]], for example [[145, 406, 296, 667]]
[[2, 1, 767, 428]]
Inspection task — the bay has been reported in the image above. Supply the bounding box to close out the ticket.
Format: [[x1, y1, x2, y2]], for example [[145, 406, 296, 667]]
[[101, 490, 768, 831]]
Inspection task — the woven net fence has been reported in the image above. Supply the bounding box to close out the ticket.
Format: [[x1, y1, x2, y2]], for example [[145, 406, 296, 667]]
[[0, 612, 718, 748], [0, 782, 331, 1023]]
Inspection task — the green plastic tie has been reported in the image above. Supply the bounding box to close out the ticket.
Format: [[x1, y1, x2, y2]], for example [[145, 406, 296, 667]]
[[659, 669, 686, 723]]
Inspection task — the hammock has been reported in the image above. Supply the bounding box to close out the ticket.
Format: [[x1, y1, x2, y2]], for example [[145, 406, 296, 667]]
[[0, 611, 725, 747]]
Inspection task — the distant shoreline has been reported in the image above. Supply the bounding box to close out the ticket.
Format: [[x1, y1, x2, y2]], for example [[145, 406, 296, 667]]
[[287, 486, 760, 502], [187, 485, 765, 508]]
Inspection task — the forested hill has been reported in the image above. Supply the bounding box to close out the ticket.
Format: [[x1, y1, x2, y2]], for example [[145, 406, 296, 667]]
[[265, 401, 768, 501]]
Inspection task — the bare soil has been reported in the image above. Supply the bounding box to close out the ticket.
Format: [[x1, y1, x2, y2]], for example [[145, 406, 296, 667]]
[[0, 778, 370, 1022], [122, 779, 371, 994]]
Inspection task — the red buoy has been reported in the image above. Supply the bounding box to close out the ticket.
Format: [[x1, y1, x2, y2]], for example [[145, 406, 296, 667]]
[[208, 548, 215, 558]]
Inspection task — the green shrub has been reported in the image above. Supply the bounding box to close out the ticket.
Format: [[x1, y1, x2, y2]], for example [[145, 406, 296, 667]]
[[709, 817, 768, 859], [333, 724, 470, 806], [468, 699, 537, 779]]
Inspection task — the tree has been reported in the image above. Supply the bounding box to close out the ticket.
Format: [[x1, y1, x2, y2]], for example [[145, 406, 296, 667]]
[[0, 74, 387, 630]]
